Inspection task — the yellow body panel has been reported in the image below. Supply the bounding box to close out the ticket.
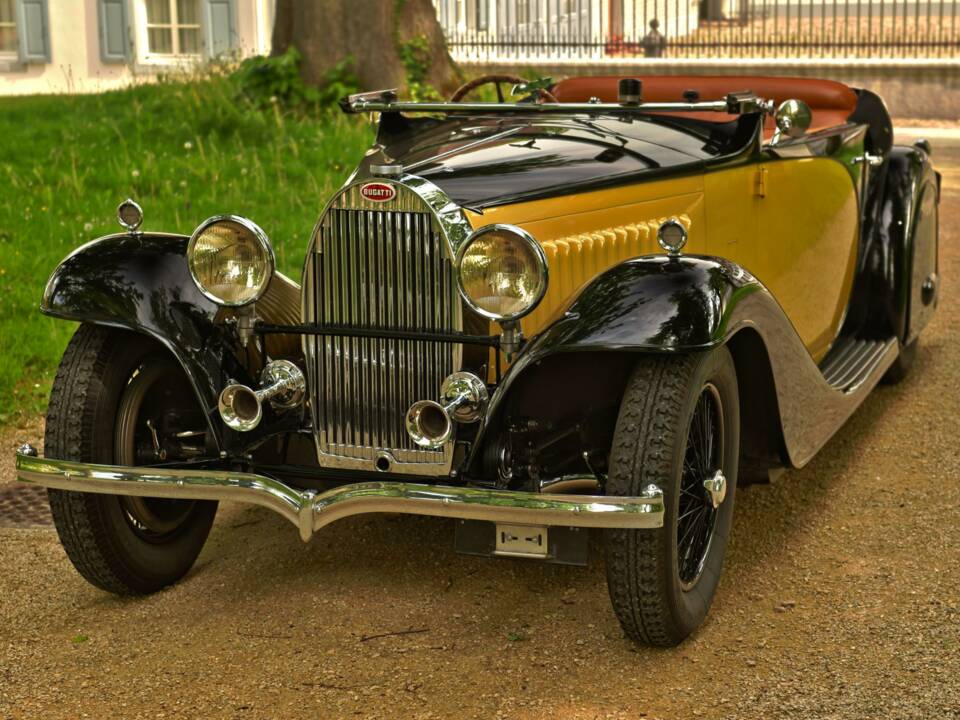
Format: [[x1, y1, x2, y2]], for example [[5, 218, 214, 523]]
[[466, 158, 858, 365], [754, 158, 860, 361], [705, 157, 859, 360], [466, 176, 706, 342]]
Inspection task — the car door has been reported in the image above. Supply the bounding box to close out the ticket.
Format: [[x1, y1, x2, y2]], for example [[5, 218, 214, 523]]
[[752, 128, 864, 362]]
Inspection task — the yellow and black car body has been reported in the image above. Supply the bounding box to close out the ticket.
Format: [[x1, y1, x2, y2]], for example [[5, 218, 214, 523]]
[[17, 75, 939, 645], [329, 75, 939, 485]]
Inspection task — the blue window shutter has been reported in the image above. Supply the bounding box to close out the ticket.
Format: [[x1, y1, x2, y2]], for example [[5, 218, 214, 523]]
[[16, 0, 50, 64], [204, 0, 237, 58], [98, 0, 130, 63]]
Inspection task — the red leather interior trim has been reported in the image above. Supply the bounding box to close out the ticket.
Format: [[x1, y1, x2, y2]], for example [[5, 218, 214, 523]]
[[551, 75, 858, 137]]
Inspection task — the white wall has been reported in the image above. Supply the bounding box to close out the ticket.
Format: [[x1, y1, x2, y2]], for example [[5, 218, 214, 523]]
[[0, 0, 274, 97]]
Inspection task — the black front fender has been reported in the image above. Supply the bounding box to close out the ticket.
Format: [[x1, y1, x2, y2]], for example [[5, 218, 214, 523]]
[[42, 233, 233, 448], [468, 255, 770, 475], [470, 253, 881, 475], [527, 254, 761, 353]]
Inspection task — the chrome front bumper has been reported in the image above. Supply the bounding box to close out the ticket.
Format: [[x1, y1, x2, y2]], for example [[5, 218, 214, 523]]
[[15, 451, 664, 542]]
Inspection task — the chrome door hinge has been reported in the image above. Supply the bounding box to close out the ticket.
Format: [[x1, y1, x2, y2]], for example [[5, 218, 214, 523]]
[[755, 166, 768, 198], [851, 153, 883, 167]]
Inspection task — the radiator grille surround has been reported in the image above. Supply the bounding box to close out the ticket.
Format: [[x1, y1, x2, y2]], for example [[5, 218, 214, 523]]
[[302, 181, 463, 473]]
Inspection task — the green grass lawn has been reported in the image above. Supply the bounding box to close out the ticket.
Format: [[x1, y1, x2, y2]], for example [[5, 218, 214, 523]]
[[0, 76, 372, 427]]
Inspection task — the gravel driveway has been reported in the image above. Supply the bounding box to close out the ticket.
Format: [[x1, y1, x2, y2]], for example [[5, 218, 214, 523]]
[[2, 143, 958, 720]]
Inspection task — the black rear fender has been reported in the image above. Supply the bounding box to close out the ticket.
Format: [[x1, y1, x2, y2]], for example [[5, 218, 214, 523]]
[[845, 144, 939, 341]]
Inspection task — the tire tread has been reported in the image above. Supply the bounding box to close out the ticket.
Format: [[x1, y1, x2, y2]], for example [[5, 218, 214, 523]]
[[605, 354, 698, 646], [46, 325, 138, 594]]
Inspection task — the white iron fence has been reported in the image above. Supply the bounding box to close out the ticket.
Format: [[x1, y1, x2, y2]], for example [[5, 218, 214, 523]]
[[434, 0, 960, 60]]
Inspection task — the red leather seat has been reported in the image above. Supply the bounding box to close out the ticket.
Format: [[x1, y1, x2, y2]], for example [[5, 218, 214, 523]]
[[551, 75, 858, 137]]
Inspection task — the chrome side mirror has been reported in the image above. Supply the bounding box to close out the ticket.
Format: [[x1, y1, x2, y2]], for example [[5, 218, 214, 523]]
[[771, 99, 812, 145]]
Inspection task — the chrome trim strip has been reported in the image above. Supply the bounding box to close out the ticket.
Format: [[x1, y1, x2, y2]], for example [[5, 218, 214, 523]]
[[16, 452, 664, 542]]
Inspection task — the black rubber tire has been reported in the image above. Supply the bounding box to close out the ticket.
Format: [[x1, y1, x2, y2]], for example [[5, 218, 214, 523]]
[[881, 338, 918, 385], [45, 324, 217, 595], [604, 348, 740, 646]]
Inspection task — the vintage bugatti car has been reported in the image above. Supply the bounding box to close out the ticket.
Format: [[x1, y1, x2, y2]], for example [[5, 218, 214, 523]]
[[17, 74, 939, 646]]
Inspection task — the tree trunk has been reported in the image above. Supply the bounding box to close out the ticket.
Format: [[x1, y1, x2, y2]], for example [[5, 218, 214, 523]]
[[272, 0, 459, 95]]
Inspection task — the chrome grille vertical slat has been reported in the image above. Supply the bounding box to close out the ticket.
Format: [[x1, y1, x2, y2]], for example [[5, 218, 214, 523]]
[[336, 208, 349, 447], [367, 212, 378, 455], [403, 213, 415, 458], [342, 207, 353, 449], [413, 219, 423, 461], [343, 207, 363, 447], [357, 207, 368, 455], [384, 210, 395, 450], [354, 208, 368, 454], [388, 211, 398, 451], [395, 212, 406, 453], [332, 208, 342, 447], [368, 210, 379, 449], [410, 213, 421, 461], [431, 219, 442, 404], [324, 221, 334, 445], [311, 243, 329, 442], [304, 183, 460, 470]]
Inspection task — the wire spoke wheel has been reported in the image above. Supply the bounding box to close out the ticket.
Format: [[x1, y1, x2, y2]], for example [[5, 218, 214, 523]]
[[114, 359, 205, 541], [676, 383, 724, 590], [604, 348, 739, 646], [46, 326, 217, 595]]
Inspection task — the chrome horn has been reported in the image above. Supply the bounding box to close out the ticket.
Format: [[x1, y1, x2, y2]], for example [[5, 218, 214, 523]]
[[405, 372, 488, 450], [218, 359, 305, 432]]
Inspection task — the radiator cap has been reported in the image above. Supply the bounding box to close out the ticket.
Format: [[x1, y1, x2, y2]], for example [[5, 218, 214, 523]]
[[370, 163, 403, 178]]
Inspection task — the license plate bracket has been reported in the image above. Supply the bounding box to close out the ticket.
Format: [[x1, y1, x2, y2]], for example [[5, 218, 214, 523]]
[[495, 523, 549, 559], [454, 520, 589, 566]]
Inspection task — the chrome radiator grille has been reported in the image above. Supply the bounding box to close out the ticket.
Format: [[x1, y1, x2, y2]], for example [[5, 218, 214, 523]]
[[302, 183, 461, 470]]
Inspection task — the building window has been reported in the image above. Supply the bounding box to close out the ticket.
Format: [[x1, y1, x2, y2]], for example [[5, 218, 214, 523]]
[[0, 0, 17, 54], [475, 0, 487, 31], [517, 0, 528, 25], [145, 0, 201, 56]]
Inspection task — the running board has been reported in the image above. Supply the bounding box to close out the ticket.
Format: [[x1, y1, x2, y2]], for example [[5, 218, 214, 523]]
[[772, 335, 898, 468], [819, 337, 896, 390]]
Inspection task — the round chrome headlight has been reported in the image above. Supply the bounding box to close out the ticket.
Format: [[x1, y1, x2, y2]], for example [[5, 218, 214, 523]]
[[455, 224, 548, 322], [187, 216, 274, 306]]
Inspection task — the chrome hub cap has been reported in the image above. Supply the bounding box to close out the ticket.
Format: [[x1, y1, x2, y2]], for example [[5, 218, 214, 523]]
[[114, 360, 204, 540], [703, 470, 727, 509]]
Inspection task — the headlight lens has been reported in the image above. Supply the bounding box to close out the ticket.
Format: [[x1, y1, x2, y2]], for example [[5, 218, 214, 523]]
[[456, 224, 548, 321], [187, 216, 274, 306]]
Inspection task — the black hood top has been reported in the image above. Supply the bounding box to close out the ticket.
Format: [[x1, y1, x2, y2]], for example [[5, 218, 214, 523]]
[[360, 111, 760, 209]]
